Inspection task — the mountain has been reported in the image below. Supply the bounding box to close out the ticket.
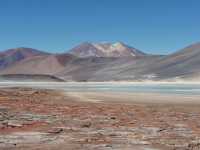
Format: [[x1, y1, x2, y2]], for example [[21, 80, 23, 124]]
[[1, 42, 200, 82], [141, 42, 200, 80], [0, 53, 76, 75], [58, 42, 200, 81], [1, 55, 163, 82], [0, 47, 49, 69], [69, 42, 146, 58]]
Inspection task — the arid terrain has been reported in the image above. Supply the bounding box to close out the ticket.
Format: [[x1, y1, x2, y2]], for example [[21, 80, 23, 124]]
[[0, 88, 200, 150]]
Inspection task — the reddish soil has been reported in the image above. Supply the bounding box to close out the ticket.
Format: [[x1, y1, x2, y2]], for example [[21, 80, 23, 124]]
[[0, 88, 200, 150]]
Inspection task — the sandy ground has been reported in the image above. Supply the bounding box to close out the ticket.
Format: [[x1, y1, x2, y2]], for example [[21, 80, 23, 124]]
[[0, 88, 200, 150], [65, 92, 200, 104]]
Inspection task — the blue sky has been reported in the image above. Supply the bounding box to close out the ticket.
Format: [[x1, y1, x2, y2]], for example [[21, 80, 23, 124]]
[[0, 0, 200, 54]]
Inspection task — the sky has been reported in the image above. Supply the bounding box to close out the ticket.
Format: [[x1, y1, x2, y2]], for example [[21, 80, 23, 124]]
[[0, 0, 200, 54]]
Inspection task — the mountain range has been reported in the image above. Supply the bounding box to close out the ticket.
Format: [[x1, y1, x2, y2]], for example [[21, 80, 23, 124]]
[[0, 42, 200, 82]]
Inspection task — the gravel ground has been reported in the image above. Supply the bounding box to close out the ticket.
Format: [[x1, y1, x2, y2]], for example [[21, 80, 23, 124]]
[[0, 88, 200, 150]]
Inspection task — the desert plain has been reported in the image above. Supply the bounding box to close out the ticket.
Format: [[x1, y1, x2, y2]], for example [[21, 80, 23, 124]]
[[0, 86, 200, 150]]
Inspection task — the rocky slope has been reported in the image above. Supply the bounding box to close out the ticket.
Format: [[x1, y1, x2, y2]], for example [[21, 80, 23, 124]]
[[141, 42, 200, 80]]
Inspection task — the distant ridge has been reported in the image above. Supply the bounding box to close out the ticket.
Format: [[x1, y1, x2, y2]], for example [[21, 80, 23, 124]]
[[0, 74, 64, 82], [0, 47, 49, 69], [0, 41, 200, 81]]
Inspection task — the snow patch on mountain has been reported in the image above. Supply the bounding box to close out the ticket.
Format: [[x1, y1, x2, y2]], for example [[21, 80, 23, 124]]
[[69, 42, 146, 57]]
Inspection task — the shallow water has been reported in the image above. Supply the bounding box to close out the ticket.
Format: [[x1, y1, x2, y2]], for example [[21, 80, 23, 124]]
[[0, 82, 200, 95]]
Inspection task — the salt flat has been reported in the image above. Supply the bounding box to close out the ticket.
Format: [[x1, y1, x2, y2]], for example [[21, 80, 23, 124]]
[[0, 81, 200, 96], [65, 92, 200, 105]]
